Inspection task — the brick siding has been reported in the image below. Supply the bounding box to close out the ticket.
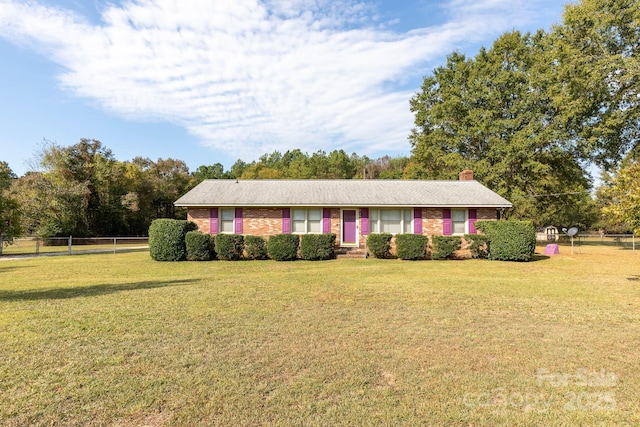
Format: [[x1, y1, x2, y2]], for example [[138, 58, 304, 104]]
[[187, 206, 499, 251]]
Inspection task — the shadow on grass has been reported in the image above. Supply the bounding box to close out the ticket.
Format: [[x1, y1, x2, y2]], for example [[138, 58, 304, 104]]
[[0, 265, 33, 274], [0, 279, 195, 301], [531, 254, 551, 262]]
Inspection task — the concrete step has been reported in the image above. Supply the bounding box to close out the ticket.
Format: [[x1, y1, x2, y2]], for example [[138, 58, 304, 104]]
[[335, 248, 367, 259]]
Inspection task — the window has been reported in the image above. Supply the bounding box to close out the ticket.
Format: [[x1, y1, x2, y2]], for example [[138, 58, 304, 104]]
[[292, 208, 322, 234], [220, 208, 235, 233], [369, 209, 413, 234], [452, 209, 466, 235]]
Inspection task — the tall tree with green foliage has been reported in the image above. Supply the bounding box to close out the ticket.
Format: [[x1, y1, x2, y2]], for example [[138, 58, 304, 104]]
[[33, 139, 129, 236], [408, 31, 594, 227], [0, 161, 21, 244], [551, 0, 640, 168], [598, 159, 640, 234], [408, 0, 639, 227]]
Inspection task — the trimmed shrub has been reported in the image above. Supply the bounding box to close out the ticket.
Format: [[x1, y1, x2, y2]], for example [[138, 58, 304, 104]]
[[214, 234, 245, 260], [431, 236, 462, 260], [475, 220, 536, 261], [395, 234, 428, 260], [300, 233, 336, 260], [149, 219, 197, 261], [185, 231, 214, 261], [464, 234, 490, 259], [245, 235, 268, 260], [366, 233, 392, 258], [267, 234, 300, 261]]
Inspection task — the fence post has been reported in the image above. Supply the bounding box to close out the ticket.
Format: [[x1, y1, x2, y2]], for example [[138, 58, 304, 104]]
[[36, 238, 40, 255], [0, 234, 3, 255], [114, 237, 117, 254], [68, 235, 72, 255]]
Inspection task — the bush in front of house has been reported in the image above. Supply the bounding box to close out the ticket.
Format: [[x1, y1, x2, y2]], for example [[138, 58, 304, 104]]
[[464, 234, 490, 259], [475, 220, 536, 261], [245, 235, 268, 260], [185, 231, 214, 261], [366, 233, 392, 258], [149, 219, 197, 261], [431, 236, 462, 260], [300, 233, 336, 260], [267, 234, 300, 261], [214, 234, 245, 260], [395, 234, 428, 260]]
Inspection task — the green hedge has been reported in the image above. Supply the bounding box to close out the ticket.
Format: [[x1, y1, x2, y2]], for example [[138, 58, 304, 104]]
[[245, 235, 268, 260], [149, 219, 197, 261], [366, 233, 392, 258], [464, 234, 490, 259], [214, 234, 245, 260], [431, 236, 462, 260], [475, 220, 536, 261], [185, 231, 214, 261], [300, 234, 336, 260], [395, 234, 428, 260], [267, 234, 300, 261]]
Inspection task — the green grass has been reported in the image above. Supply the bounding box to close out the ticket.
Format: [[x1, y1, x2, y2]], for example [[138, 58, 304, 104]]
[[1, 247, 639, 426]]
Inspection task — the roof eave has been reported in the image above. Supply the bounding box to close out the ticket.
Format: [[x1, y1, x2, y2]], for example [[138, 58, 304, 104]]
[[175, 202, 513, 208]]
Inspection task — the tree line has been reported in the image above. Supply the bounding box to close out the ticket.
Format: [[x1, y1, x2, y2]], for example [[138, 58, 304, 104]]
[[0, 140, 409, 238], [1, 0, 638, 239]]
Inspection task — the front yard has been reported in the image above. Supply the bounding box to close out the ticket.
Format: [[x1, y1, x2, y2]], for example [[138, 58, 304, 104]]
[[1, 246, 638, 425]]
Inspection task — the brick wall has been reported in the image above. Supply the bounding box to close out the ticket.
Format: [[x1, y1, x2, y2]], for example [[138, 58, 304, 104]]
[[243, 208, 283, 237], [187, 207, 499, 242], [187, 208, 211, 234]]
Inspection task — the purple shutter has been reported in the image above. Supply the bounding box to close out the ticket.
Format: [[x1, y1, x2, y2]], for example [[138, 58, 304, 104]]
[[361, 208, 369, 236], [443, 208, 452, 236], [210, 208, 218, 234], [468, 209, 477, 234], [322, 208, 331, 233], [413, 208, 422, 234], [234, 208, 243, 234], [282, 208, 290, 233]]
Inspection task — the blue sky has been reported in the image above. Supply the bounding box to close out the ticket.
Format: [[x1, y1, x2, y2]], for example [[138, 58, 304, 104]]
[[0, 0, 568, 177]]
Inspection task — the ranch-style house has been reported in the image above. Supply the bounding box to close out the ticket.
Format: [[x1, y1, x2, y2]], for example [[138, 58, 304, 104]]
[[174, 170, 512, 254]]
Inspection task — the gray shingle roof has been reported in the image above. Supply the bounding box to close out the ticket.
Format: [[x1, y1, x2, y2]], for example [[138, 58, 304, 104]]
[[175, 180, 512, 208]]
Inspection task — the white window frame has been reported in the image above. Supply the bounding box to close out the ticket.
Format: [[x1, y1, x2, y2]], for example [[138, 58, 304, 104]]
[[451, 209, 467, 235], [219, 208, 236, 234], [369, 208, 413, 235], [291, 208, 322, 234]]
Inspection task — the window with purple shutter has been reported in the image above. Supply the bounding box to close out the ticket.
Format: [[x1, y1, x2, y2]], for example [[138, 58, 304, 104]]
[[468, 209, 477, 234], [442, 208, 452, 236], [282, 208, 290, 233], [322, 208, 331, 233], [361, 208, 369, 235], [413, 208, 422, 234], [234, 208, 243, 234], [210, 208, 218, 234]]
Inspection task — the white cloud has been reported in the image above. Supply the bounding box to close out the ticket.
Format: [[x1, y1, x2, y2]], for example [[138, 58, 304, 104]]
[[0, 0, 561, 159]]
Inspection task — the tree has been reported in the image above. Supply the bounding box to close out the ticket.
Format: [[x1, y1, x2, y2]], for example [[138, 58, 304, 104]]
[[124, 157, 195, 229], [31, 139, 128, 236], [551, 0, 640, 169], [0, 161, 21, 244], [408, 31, 595, 227], [192, 163, 228, 181], [9, 171, 90, 237], [598, 159, 640, 234]]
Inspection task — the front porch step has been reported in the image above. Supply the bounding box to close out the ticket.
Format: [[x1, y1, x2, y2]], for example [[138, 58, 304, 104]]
[[335, 247, 367, 259]]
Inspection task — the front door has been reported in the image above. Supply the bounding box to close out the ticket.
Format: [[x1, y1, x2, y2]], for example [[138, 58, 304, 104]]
[[342, 209, 357, 245]]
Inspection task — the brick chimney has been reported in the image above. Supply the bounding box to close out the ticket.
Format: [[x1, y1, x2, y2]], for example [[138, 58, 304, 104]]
[[459, 169, 474, 181]]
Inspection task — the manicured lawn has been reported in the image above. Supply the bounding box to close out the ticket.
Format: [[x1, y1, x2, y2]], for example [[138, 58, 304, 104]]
[[1, 247, 639, 426]]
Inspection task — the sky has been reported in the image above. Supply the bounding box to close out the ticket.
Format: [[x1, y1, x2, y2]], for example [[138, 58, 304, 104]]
[[0, 0, 569, 177]]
